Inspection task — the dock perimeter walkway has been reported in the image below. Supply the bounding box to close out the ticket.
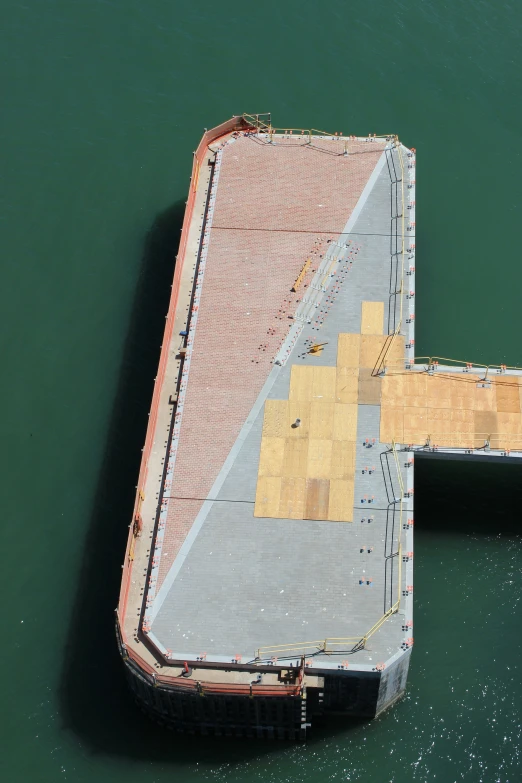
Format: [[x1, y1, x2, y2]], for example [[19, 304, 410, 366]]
[[118, 122, 417, 679]]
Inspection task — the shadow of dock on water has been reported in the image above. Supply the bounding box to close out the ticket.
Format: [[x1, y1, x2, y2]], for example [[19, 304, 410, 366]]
[[414, 455, 522, 536]]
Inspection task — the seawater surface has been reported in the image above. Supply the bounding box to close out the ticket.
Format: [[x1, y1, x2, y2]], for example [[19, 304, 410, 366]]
[[2, 1, 522, 781]]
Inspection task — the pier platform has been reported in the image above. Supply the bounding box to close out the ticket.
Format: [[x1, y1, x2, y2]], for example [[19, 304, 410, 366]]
[[116, 115, 521, 737]]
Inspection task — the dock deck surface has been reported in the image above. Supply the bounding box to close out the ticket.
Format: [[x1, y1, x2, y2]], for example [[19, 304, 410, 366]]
[[132, 132, 414, 668]]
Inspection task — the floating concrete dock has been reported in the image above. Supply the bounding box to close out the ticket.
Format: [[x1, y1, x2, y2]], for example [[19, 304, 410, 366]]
[[116, 115, 522, 738]]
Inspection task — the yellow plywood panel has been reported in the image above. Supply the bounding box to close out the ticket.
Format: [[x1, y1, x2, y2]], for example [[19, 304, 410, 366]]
[[450, 408, 475, 425], [426, 395, 452, 410], [403, 395, 428, 408], [278, 477, 306, 519], [403, 373, 427, 398], [473, 383, 497, 411], [305, 478, 330, 520], [307, 438, 333, 479], [450, 376, 477, 410], [330, 441, 357, 479], [289, 365, 314, 401], [358, 367, 382, 405], [258, 437, 285, 477], [493, 413, 522, 450], [428, 420, 453, 444], [380, 406, 404, 443], [287, 400, 311, 438], [254, 476, 281, 518], [336, 366, 359, 404], [381, 335, 406, 372], [404, 406, 428, 427], [309, 401, 335, 439], [361, 301, 384, 335], [425, 376, 452, 409], [282, 438, 309, 478], [495, 379, 521, 414], [262, 400, 288, 437], [337, 333, 360, 368], [381, 374, 404, 405], [328, 479, 354, 522], [403, 406, 428, 444], [431, 408, 475, 448], [474, 410, 498, 438], [333, 403, 358, 440], [427, 407, 451, 424], [497, 412, 522, 435], [428, 409, 452, 444], [360, 335, 387, 370], [312, 366, 337, 401]]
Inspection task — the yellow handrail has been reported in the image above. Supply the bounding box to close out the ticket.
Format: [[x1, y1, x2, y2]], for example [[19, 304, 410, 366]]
[[242, 115, 399, 147], [391, 440, 404, 610], [383, 355, 522, 376], [371, 139, 406, 376]]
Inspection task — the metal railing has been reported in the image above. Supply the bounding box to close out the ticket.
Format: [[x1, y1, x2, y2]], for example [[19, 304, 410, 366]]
[[381, 355, 522, 379], [373, 139, 407, 375], [242, 113, 398, 150], [411, 432, 522, 451]]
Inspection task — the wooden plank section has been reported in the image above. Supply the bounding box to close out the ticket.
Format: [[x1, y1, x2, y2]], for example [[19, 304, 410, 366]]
[[307, 439, 333, 479], [328, 479, 354, 522], [496, 413, 522, 450], [358, 367, 382, 405], [282, 438, 309, 478], [381, 373, 404, 405], [495, 379, 521, 414], [305, 478, 330, 520], [360, 335, 388, 371], [309, 401, 335, 439], [497, 411, 522, 432], [450, 375, 478, 411], [473, 383, 497, 411], [474, 410, 498, 439], [278, 477, 306, 519], [425, 375, 452, 409], [426, 408, 453, 444], [380, 406, 404, 443], [312, 366, 337, 401], [287, 400, 310, 438], [403, 406, 428, 444], [333, 403, 358, 440], [289, 365, 314, 401], [262, 400, 288, 437], [361, 301, 384, 335], [403, 372, 427, 401], [336, 366, 359, 404], [258, 437, 285, 477], [337, 333, 360, 368], [254, 476, 281, 518], [330, 441, 357, 479], [448, 409, 474, 449]]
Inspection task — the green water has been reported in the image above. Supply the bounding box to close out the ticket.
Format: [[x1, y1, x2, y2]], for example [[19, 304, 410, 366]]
[[2, 1, 522, 780]]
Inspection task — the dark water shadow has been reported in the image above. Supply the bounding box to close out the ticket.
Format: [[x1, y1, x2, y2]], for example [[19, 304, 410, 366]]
[[414, 454, 522, 536]]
